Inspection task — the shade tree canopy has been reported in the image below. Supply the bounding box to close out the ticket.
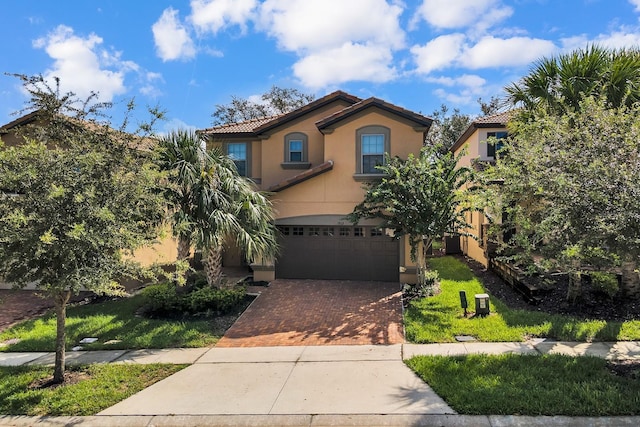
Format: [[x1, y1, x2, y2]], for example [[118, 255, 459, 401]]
[[0, 74, 167, 383]]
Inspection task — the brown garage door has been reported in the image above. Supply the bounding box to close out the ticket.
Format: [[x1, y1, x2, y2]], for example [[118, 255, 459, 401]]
[[275, 225, 399, 282]]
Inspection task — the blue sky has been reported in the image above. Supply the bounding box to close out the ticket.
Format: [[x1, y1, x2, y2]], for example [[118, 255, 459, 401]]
[[2, 0, 640, 133]]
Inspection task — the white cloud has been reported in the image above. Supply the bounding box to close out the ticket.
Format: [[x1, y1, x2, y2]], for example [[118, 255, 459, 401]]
[[258, 0, 405, 52], [159, 118, 198, 136], [411, 34, 465, 74], [256, 0, 404, 89], [435, 74, 487, 89], [630, 0, 640, 12], [560, 27, 640, 53], [293, 43, 397, 89], [139, 72, 164, 97], [461, 36, 557, 69], [413, 0, 512, 30], [411, 34, 556, 74], [190, 0, 257, 34], [152, 8, 196, 61], [32, 25, 129, 102]]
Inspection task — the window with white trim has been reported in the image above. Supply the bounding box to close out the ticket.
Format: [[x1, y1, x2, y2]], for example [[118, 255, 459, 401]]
[[355, 125, 390, 176], [486, 131, 507, 158], [283, 132, 310, 169], [361, 134, 385, 174], [226, 142, 248, 176]]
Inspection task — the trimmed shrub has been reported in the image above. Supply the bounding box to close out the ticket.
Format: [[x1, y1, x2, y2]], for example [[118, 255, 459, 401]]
[[141, 282, 181, 316], [141, 282, 246, 317], [185, 286, 246, 314], [589, 271, 619, 299], [403, 269, 441, 304]]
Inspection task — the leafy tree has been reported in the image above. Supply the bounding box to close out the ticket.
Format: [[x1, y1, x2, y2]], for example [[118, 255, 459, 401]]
[[477, 96, 503, 116], [505, 45, 640, 114], [484, 96, 640, 301], [348, 144, 472, 294], [425, 104, 471, 156], [0, 75, 166, 383], [212, 86, 315, 125], [156, 131, 279, 288]]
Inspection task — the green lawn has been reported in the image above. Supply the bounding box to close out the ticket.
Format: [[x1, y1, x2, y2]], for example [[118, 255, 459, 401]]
[[406, 354, 640, 416], [0, 294, 231, 351], [404, 256, 640, 342], [0, 363, 185, 415]]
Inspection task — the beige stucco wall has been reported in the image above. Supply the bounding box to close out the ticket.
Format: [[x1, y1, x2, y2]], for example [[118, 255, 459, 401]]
[[258, 102, 353, 190], [454, 126, 507, 268], [130, 234, 179, 267]]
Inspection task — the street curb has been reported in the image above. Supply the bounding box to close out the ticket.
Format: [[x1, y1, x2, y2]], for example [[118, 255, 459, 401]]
[[1, 414, 640, 427]]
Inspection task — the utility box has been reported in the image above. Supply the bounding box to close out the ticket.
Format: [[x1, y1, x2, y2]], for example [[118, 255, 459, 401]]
[[475, 293, 490, 316]]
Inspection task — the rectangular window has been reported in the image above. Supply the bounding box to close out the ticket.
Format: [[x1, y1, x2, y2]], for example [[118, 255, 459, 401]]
[[279, 226, 290, 236], [339, 227, 351, 236], [361, 134, 385, 174], [487, 132, 507, 158], [308, 227, 320, 236], [354, 227, 364, 237], [292, 227, 304, 236], [370, 228, 383, 237], [288, 140, 303, 162], [322, 227, 334, 237], [227, 142, 247, 176]]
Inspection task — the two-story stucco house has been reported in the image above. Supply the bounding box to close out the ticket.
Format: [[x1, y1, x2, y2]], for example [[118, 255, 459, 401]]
[[450, 111, 512, 267], [201, 91, 433, 283]]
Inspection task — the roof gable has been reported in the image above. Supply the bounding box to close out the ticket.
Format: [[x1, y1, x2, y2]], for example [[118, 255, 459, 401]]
[[200, 90, 361, 139], [315, 97, 433, 132]]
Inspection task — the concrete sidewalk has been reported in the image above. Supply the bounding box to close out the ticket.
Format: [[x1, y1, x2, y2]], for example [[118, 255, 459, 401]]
[[2, 340, 639, 368], [1, 341, 639, 426]]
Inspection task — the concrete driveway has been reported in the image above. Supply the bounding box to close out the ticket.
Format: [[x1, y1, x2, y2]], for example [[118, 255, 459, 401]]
[[100, 345, 453, 416], [217, 279, 405, 347]]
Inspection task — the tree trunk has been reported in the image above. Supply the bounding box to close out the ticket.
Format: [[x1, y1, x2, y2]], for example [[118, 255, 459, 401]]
[[417, 237, 439, 295], [177, 235, 191, 262], [203, 246, 224, 288], [566, 271, 582, 303], [621, 261, 640, 299], [53, 290, 71, 384]]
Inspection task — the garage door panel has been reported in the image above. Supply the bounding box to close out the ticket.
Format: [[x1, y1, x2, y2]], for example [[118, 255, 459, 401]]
[[276, 226, 399, 281]]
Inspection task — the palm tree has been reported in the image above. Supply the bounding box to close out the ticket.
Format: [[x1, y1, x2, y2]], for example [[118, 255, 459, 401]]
[[156, 130, 206, 264], [196, 149, 279, 287], [157, 131, 279, 287], [505, 45, 640, 113]]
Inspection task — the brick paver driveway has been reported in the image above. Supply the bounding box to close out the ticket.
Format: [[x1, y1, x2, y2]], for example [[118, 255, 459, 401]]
[[216, 279, 404, 347]]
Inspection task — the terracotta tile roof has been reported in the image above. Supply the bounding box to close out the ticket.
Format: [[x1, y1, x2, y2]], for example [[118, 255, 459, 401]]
[[199, 115, 283, 136], [316, 97, 433, 131], [199, 91, 362, 138], [472, 110, 513, 126], [268, 160, 334, 192]]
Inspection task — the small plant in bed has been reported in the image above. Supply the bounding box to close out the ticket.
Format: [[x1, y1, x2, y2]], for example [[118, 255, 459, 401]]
[[140, 279, 250, 319]]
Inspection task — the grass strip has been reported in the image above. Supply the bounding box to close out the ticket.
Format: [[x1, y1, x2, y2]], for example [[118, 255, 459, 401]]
[[0, 294, 229, 351], [0, 363, 185, 415], [404, 256, 640, 342], [406, 354, 640, 416]]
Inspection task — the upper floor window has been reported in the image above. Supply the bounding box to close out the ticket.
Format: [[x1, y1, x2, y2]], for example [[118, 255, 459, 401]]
[[361, 134, 385, 173], [288, 140, 303, 162], [226, 142, 248, 176], [355, 125, 390, 177], [282, 132, 310, 169], [486, 131, 507, 158]]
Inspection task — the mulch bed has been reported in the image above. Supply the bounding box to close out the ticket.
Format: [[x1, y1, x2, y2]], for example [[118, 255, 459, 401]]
[[0, 289, 90, 333], [462, 255, 640, 322]]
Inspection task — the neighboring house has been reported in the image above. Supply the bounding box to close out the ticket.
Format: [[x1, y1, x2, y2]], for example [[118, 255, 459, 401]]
[[0, 112, 178, 289], [450, 111, 512, 267], [201, 91, 433, 283]]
